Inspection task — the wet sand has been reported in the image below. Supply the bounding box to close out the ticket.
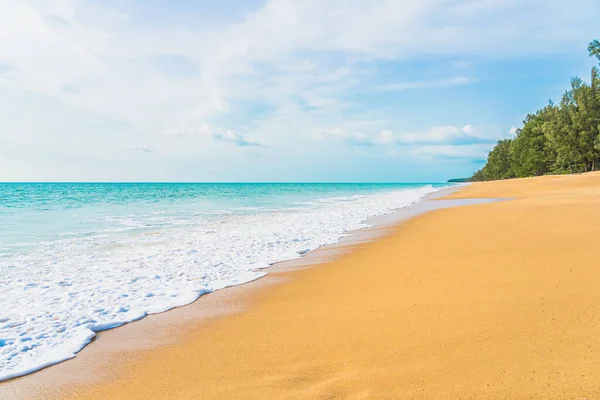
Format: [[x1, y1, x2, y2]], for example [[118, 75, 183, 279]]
[[5, 173, 600, 399]]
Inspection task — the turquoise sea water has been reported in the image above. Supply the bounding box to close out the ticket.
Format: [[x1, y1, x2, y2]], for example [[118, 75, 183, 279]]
[[0, 183, 446, 248], [0, 182, 448, 380]]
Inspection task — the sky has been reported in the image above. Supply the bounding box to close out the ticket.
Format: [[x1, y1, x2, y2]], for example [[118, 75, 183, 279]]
[[0, 0, 598, 182]]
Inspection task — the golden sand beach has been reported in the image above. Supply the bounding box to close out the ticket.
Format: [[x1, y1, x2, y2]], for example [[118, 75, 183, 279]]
[[10, 172, 600, 399]]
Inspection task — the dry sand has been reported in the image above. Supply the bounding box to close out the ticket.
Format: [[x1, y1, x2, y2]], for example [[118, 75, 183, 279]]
[[9, 173, 600, 399]]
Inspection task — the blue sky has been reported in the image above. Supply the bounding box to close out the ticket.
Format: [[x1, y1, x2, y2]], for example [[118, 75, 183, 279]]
[[0, 0, 598, 182]]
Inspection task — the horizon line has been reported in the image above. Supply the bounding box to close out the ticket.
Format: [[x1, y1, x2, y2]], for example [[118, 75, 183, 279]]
[[0, 181, 452, 184]]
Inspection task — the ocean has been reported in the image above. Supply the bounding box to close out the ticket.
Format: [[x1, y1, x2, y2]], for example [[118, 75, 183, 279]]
[[0, 182, 448, 380]]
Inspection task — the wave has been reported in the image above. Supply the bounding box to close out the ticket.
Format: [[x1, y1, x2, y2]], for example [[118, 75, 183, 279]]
[[0, 185, 440, 381]]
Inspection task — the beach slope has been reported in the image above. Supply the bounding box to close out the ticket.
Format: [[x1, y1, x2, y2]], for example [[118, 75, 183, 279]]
[[48, 173, 600, 398]]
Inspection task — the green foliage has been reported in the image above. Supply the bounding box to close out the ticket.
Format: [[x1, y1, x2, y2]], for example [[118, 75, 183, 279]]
[[589, 40, 600, 63], [481, 139, 515, 180], [471, 39, 600, 181], [510, 108, 556, 177], [470, 169, 484, 182]]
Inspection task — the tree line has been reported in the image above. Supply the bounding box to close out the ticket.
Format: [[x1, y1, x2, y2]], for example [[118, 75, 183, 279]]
[[471, 40, 600, 181]]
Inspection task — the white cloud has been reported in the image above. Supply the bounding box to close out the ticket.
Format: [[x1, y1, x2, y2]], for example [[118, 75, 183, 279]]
[[401, 124, 517, 145], [322, 128, 374, 146], [2, 0, 595, 127], [411, 144, 492, 159], [212, 130, 265, 147], [397, 126, 464, 144], [323, 124, 508, 149], [374, 125, 501, 145], [0, 0, 597, 180], [375, 130, 395, 145]]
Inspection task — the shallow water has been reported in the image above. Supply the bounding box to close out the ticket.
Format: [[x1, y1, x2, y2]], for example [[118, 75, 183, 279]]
[[0, 182, 449, 380]]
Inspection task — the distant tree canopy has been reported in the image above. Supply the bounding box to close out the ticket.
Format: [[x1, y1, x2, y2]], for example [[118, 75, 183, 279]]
[[472, 40, 600, 181]]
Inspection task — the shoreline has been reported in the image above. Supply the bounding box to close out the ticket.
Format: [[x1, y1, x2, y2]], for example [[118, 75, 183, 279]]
[[0, 185, 479, 398], [8, 173, 600, 398]]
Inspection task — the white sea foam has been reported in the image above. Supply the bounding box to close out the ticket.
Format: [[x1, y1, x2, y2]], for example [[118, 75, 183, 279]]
[[0, 185, 440, 380]]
